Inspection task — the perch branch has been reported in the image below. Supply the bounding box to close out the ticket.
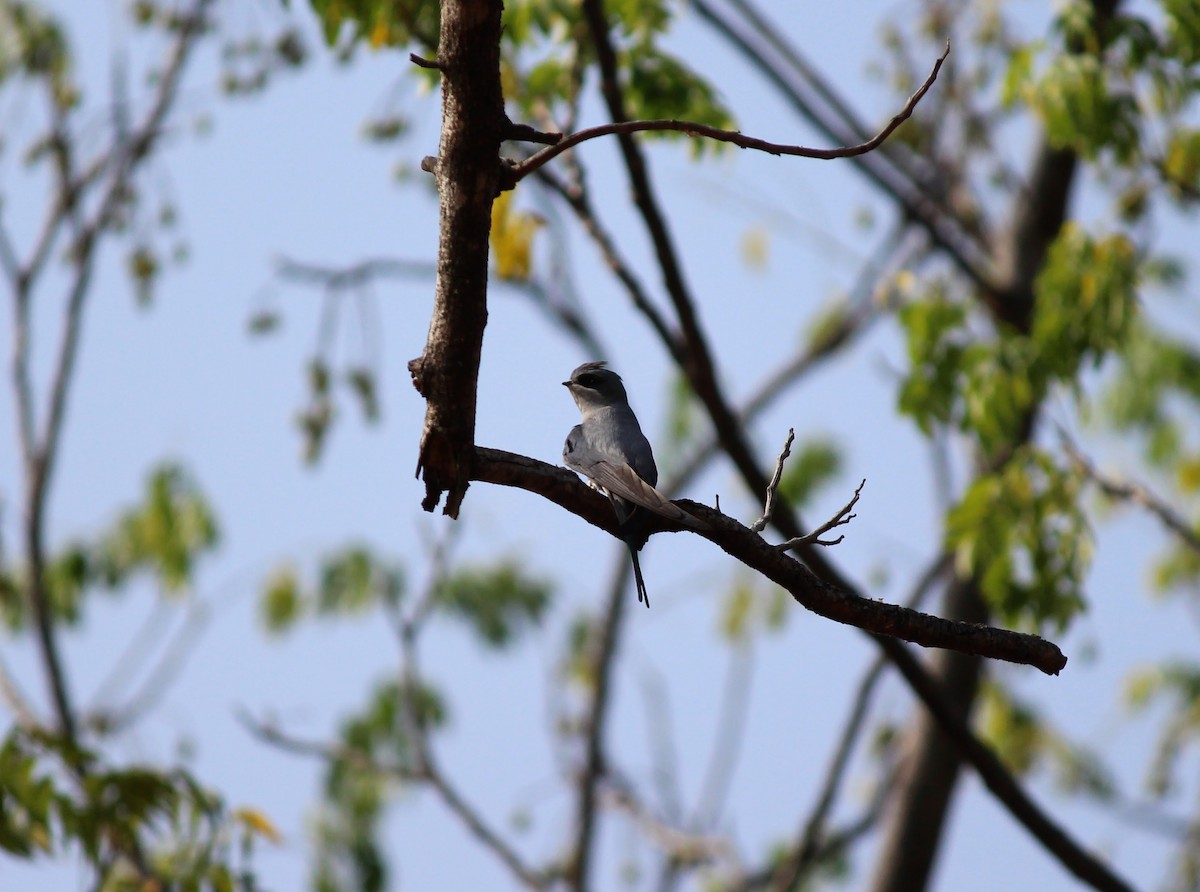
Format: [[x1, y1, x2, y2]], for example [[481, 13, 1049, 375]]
[[471, 446, 1064, 675]]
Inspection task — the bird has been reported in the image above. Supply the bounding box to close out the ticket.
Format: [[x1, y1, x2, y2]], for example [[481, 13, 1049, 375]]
[[562, 361, 706, 607]]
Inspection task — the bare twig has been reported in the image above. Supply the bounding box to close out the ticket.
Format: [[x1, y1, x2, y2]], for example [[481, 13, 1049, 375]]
[[564, 541, 633, 889], [690, 644, 755, 830], [601, 773, 735, 868], [240, 710, 547, 889], [750, 429, 794, 533], [1062, 434, 1200, 556], [775, 479, 864, 550], [510, 42, 950, 184], [9, 0, 214, 749], [691, 0, 994, 292]]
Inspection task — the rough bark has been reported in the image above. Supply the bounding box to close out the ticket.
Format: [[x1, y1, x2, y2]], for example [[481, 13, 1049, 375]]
[[408, 0, 504, 517]]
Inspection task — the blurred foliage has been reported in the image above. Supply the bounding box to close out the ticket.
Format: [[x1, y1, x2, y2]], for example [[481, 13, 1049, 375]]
[[261, 545, 404, 634], [978, 682, 1114, 798], [0, 464, 217, 631], [946, 447, 1091, 632], [1125, 662, 1200, 798], [719, 578, 789, 643], [3, 0, 1200, 887], [434, 561, 552, 648], [0, 728, 270, 889], [312, 678, 445, 892]]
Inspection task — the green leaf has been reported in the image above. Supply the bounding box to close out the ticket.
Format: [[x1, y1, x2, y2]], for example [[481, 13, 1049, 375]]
[[295, 0, 440, 52], [98, 464, 220, 593], [317, 547, 404, 616], [435, 561, 551, 648], [1163, 0, 1200, 64], [945, 447, 1091, 631], [1032, 223, 1139, 380], [896, 291, 968, 434], [260, 565, 302, 633]]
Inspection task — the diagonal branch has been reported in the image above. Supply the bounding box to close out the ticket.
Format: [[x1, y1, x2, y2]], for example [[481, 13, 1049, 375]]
[[472, 445, 1141, 891], [1062, 435, 1200, 555], [472, 446, 1064, 674], [691, 0, 995, 292], [510, 43, 948, 184]]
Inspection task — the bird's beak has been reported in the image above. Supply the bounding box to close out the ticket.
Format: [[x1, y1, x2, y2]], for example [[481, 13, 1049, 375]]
[[562, 380, 572, 388]]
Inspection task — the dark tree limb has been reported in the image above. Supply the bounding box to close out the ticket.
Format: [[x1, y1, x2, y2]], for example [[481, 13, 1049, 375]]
[[472, 446, 1141, 891], [408, 0, 505, 518], [472, 446, 1064, 673]]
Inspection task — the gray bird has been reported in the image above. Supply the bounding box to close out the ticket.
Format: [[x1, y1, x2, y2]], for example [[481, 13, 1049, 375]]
[[562, 361, 705, 607]]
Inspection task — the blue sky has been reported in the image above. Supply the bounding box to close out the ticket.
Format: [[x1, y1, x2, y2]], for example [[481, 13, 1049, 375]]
[[1, 1, 1198, 889]]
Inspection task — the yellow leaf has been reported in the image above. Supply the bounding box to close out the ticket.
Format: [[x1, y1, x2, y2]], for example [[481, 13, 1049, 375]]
[[740, 226, 768, 271], [369, 17, 390, 50], [233, 806, 283, 844], [1178, 457, 1200, 493], [490, 191, 543, 282]]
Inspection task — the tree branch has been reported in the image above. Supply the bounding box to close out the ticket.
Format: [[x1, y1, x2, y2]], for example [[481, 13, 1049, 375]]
[[510, 43, 948, 185], [471, 446, 1064, 673], [408, 0, 505, 518], [1063, 435, 1200, 555]]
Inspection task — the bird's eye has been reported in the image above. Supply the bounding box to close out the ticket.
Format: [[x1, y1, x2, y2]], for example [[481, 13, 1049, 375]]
[[577, 374, 597, 388]]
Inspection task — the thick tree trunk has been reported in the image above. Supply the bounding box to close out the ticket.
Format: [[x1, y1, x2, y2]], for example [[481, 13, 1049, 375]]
[[409, 0, 504, 517], [868, 579, 989, 892]]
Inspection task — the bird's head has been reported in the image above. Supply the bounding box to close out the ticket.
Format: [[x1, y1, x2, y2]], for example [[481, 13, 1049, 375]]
[[563, 361, 630, 413]]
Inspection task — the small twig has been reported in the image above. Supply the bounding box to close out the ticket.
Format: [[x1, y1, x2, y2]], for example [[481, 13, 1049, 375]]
[[750, 428, 794, 533], [503, 116, 563, 146], [276, 255, 437, 289], [241, 710, 546, 889], [776, 479, 864, 550], [510, 42, 950, 183], [601, 772, 735, 868], [1061, 433, 1200, 556], [409, 52, 442, 70]]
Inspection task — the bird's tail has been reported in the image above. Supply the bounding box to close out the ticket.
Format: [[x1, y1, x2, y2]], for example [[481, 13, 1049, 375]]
[[627, 542, 650, 608]]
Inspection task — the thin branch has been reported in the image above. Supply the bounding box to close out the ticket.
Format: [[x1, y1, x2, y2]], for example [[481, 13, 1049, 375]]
[[240, 712, 546, 890], [690, 644, 755, 830], [92, 600, 212, 735], [275, 255, 437, 288], [534, 163, 681, 357], [0, 652, 40, 730], [512, 43, 948, 184], [15, 0, 214, 748], [1062, 435, 1200, 555], [750, 429, 794, 533], [418, 746, 547, 890], [564, 539, 633, 889], [691, 0, 994, 292], [601, 772, 735, 868], [760, 552, 954, 890], [775, 479, 864, 550]]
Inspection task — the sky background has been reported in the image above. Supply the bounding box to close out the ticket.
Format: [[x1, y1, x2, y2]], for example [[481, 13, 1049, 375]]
[[1, 0, 1198, 889]]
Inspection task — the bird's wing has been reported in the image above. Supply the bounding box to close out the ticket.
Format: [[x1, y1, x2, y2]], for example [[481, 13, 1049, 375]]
[[583, 459, 707, 530], [564, 424, 706, 531]]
